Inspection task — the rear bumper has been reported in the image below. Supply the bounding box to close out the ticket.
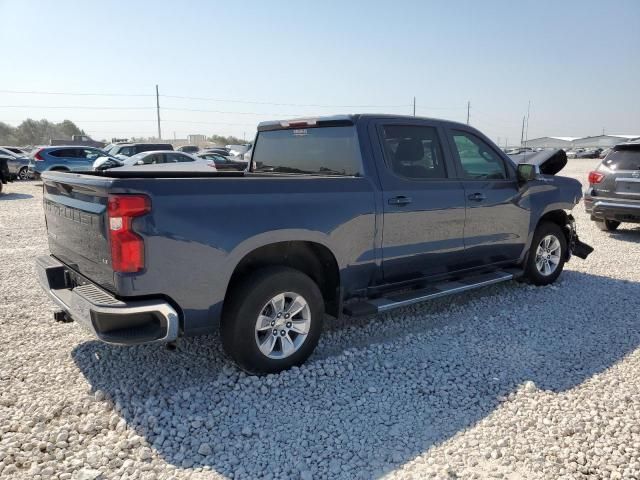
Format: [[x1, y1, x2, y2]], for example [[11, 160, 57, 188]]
[[36, 255, 179, 345], [585, 196, 640, 223]]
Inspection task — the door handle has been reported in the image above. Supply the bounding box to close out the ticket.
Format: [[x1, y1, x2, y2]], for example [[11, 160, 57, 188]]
[[467, 192, 486, 202], [388, 195, 413, 206]]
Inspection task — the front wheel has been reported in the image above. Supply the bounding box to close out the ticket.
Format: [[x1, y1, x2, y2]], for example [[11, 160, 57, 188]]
[[221, 267, 324, 374], [595, 219, 620, 231], [524, 222, 567, 286], [18, 167, 28, 180]]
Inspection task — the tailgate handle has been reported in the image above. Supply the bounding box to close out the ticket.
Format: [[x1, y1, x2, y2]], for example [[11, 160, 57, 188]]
[[388, 195, 412, 206]]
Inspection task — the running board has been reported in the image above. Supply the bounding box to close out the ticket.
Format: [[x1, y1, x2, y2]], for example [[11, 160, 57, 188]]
[[343, 269, 522, 317]]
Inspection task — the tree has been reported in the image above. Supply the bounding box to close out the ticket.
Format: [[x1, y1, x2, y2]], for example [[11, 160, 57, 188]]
[[208, 134, 247, 146], [0, 119, 84, 145]]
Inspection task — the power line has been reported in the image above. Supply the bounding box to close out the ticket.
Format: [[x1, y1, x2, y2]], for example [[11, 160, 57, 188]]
[[0, 89, 412, 109], [0, 89, 154, 97], [0, 105, 156, 110]]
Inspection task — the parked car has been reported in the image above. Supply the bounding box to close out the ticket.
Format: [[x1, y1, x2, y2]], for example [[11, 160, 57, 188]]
[[36, 114, 592, 374], [576, 148, 602, 159], [0, 147, 30, 180], [107, 143, 173, 160], [0, 146, 29, 156], [93, 150, 211, 171], [202, 147, 232, 157], [585, 142, 640, 231], [505, 147, 534, 155], [28, 146, 107, 179], [177, 145, 200, 154], [565, 149, 585, 159], [0, 156, 12, 193], [197, 152, 247, 171]]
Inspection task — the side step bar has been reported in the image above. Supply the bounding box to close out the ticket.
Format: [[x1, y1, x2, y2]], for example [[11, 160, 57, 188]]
[[344, 269, 523, 317]]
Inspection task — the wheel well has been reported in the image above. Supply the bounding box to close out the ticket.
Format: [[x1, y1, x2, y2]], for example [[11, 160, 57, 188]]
[[537, 210, 572, 245], [226, 241, 341, 317]]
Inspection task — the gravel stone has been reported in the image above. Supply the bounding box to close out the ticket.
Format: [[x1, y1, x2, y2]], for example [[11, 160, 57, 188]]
[[1, 162, 639, 479]]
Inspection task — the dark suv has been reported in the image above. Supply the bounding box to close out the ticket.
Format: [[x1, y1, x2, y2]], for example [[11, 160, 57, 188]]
[[585, 142, 640, 230]]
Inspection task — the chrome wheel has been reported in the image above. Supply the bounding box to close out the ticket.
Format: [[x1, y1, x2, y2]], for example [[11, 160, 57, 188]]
[[18, 167, 28, 180], [254, 292, 311, 359], [535, 234, 562, 276]]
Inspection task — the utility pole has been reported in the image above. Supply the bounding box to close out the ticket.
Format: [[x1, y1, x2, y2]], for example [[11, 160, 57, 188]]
[[524, 100, 531, 146], [466, 100, 470, 125], [412, 97, 416, 117], [155, 84, 162, 140], [520, 116, 525, 146]]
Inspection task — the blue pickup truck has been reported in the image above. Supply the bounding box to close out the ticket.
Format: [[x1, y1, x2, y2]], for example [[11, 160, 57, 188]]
[[36, 114, 592, 373]]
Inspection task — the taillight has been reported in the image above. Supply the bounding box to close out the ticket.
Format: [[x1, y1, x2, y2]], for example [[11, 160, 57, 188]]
[[33, 149, 45, 161], [107, 194, 151, 273], [588, 171, 605, 184]]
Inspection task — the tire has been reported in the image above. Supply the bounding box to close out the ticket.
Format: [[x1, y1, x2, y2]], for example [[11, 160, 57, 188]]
[[524, 222, 567, 286], [595, 219, 620, 231], [221, 266, 324, 374], [18, 167, 28, 180]]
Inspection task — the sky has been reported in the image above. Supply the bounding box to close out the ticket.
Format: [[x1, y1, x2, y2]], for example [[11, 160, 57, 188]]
[[1, 0, 639, 145]]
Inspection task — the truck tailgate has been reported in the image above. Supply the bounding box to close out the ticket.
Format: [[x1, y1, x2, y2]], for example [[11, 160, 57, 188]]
[[42, 173, 115, 291]]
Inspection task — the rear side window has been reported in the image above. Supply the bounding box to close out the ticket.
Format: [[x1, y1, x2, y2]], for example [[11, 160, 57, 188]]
[[49, 149, 79, 158], [381, 125, 447, 179], [602, 148, 640, 170], [252, 126, 361, 176], [166, 153, 193, 163]]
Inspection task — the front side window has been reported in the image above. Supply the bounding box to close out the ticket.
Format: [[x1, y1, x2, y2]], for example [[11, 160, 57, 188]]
[[118, 146, 134, 157], [252, 126, 361, 176], [381, 125, 447, 179], [452, 131, 507, 180], [166, 153, 193, 163]]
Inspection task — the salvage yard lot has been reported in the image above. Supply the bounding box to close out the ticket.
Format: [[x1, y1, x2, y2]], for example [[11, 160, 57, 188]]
[[1, 159, 639, 479]]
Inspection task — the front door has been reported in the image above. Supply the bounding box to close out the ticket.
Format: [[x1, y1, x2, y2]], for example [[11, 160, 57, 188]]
[[446, 128, 529, 266], [373, 121, 467, 282]]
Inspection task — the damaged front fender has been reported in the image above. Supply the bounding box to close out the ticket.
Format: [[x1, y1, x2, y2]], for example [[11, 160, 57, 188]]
[[566, 215, 594, 260]]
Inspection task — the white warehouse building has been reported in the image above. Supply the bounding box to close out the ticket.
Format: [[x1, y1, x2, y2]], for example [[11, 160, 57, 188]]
[[527, 134, 640, 149], [525, 137, 581, 148]]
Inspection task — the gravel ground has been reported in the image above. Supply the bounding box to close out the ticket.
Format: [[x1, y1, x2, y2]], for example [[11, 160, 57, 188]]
[[1, 159, 639, 480]]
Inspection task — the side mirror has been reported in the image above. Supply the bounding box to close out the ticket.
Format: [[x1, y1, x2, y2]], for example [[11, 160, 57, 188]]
[[517, 163, 540, 183]]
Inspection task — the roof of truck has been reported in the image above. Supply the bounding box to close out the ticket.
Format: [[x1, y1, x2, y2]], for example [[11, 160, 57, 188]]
[[257, 114, 469, 131]]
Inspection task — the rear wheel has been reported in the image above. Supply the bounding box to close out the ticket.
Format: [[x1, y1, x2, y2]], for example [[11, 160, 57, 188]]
[[524, 222, 567, 286], [221, 267, 324, 374], [18, 167, 28, 180], [595, 219, 620, 231]]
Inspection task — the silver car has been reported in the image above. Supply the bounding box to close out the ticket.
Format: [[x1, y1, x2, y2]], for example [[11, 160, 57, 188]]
[[0, 147, 30, 180]]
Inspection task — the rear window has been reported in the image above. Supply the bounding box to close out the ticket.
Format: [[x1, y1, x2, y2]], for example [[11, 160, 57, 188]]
[[602, 148, 640, 171], [252, 126, 361, 176]]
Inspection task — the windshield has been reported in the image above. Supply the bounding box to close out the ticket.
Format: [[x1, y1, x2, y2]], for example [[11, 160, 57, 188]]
[[252, 126, 361, 176]]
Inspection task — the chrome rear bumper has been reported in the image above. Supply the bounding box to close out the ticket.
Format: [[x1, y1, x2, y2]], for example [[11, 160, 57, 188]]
[[36, 255, 179, 345]]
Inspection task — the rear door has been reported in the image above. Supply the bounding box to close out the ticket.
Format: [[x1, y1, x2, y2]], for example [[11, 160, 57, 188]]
[[372, 119, 467, 282], [445, 128, 528, 266]]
